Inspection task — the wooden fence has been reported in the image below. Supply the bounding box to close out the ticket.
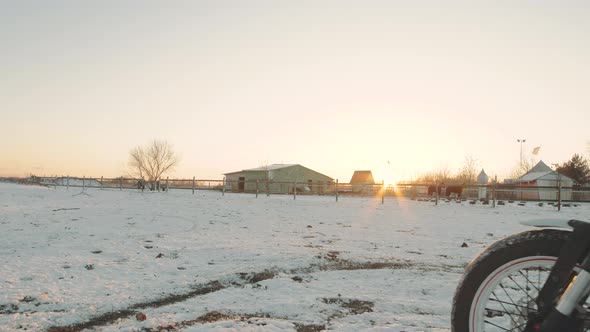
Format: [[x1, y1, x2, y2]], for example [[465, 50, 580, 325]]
[[22, 176, 590, 209]]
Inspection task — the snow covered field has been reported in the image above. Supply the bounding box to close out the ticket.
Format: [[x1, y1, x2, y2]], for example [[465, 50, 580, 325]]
[[1, 182, 588, 332]]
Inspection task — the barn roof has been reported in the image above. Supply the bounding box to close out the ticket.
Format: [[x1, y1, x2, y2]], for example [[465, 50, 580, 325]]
[[527, 160, 553, 173], [225, 164, 333, 180], [518, 171, 554, 182], [245, 164, 298, 171], [517, 160, 572, 182]]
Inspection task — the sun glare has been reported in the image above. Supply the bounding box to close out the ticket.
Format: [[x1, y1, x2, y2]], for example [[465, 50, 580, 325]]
[[378, 172, 398, 187]]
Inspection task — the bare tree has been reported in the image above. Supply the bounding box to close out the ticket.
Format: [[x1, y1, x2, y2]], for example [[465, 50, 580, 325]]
[[510, 157, 535, 179], [415, 171, 436, 183], [456, 156, 479, 184], [434, 165, 453, 183], [416, 166, 453, 183], [128, 140, 180, 190]]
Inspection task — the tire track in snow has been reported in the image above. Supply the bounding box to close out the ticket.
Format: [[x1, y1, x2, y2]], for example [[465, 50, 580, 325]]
[[45, 258, 462, 331]]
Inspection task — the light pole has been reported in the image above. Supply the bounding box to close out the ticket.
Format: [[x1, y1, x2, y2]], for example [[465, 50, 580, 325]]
[[552, 163, 562, 211], [517, 138, 526, 201], [517, 138, 526, 167]]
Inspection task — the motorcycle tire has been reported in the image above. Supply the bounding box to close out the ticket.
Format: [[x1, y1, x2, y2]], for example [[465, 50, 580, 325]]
[[451, 229, 577, 332]]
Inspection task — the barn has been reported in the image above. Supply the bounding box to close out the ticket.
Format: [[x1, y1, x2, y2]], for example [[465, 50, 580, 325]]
[[224, 164, 334, 194], [509, 160, 573, 200]]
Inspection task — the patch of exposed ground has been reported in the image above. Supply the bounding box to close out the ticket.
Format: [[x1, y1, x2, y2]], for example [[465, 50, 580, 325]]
[[0, 304, 19, 315], [142, 310, 326, 332], [47, 310, 137, 332], [142, 296, 373, 331], [322, 297, 374, 316], [320, 297, 375, 324], [141, 311, 236, 331], [129, 280, 224, 309], [293, 323, 327, 332], [313, 250, 463, 273]]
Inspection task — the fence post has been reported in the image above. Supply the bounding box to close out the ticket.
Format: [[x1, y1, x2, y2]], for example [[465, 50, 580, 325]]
[[256, 180, 259, 198], [192, 176, 195, 194], [266, 178, 270, 196], [222, 177, 226, 196], [166, 176, 169, 192], [293, 181, 297, 200], [492, 175, 497, 208], [381, 180, 385, 204], [557, 179, 562, 211], [83, 176, 86, 191], [119, 177, 122, 191], [101, 176, 103, 190], [435, 183, 439, 205], [335, 179, 339, 202], [67, 175, 70, 190]]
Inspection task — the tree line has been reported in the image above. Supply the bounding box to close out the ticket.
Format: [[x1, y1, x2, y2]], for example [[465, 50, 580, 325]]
[[125, 140, 590, 189]]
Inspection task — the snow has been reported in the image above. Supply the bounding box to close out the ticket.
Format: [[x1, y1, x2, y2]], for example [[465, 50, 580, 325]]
[[1, 182, 588, 331]]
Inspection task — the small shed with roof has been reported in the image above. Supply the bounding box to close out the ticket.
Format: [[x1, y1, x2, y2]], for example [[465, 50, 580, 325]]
[[224, 164, 334, 194], [349, 170, 376, 193], [508, 160, 573, 200]]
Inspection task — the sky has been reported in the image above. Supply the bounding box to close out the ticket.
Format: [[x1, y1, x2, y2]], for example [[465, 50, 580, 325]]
[[1, 0, 589, 183]]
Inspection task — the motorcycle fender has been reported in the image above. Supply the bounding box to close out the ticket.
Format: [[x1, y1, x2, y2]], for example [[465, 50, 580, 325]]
[[520, 219, 573, 230]]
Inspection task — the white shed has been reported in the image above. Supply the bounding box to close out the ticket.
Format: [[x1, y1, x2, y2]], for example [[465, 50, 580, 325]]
[[512, 161, 574, 200], [477, 169, 488, 199]]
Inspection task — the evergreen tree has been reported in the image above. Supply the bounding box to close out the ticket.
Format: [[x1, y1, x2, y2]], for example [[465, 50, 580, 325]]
[[556, 154, 590, 186]]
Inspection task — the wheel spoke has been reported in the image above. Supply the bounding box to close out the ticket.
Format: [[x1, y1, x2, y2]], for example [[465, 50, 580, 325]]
[[499, 283, 526, 318], [491, 291, 522, 328], [526, 268, 530, 296], [521, 269, 543, 292], [508, 275, 538, 303], [485, 305, 533, 318], [488, 296, 537, 312], [537, 269, 541, 294], [510, 321, 528, 332]]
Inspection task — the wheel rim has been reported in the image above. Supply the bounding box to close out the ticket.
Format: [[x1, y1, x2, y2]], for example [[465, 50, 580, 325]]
[[469, 256, 558, 332]]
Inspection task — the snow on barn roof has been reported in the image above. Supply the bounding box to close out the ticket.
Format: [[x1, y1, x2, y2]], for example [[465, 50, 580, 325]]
[[518, 171, 554, 182], [245, 164, 298, 171], [224, 164, 299, 175]]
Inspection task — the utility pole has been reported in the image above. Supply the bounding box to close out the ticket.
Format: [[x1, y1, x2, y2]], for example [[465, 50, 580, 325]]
[[517, 138, 526, 168]]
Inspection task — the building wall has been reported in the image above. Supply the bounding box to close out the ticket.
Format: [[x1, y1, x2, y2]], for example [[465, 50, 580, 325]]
[[225, 171, 268, 192], [225, 165, 333, 194], [512, 177, 574, 201], [537, 178, 573, 200], [270, 166, 333, 194]]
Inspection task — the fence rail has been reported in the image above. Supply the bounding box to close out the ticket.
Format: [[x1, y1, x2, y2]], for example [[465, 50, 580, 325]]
[[9, 176, 590, 207]]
